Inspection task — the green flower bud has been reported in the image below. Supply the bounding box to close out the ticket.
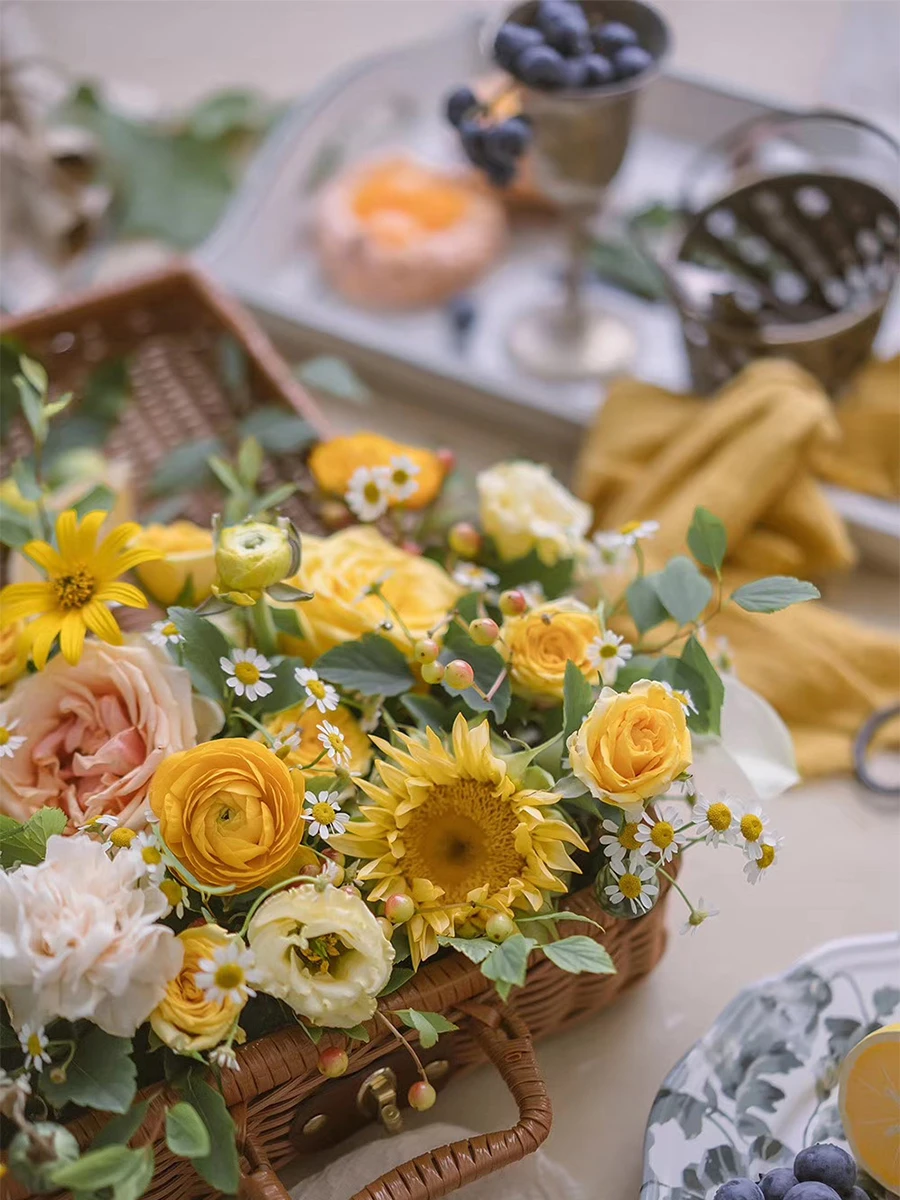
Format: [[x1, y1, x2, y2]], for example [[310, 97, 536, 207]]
[[8, 1124, 80, 1194], [215, 519, 300, 596]]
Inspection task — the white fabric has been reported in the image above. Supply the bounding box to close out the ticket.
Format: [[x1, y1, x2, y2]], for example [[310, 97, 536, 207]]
[[288, 1122, 586, 1200]]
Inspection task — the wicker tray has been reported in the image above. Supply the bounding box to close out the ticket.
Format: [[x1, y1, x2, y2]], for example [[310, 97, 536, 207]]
[[0, 265, 674, 1200]]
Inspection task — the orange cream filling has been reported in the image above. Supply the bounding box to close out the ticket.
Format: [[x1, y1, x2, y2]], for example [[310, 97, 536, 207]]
[[351, 160, 472, 248]]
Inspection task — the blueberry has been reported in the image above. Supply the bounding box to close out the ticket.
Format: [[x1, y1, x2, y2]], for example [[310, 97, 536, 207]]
[[582, 52, 615, 85], [561, 55, 591, 87], [614, 44, 654, 79], [447, 295, 477, 344], [760, 1169, 799, 1200], [445, 86, 477, 128], [847, 1189, 870, 1200], [493, 22, 544, 70], [537, 0, 591, 56], [714, 1182, 764, 1200], [458, 120, 488, 168], [783, 1185, 842, 1200], [592, 20, 639, 53], [484, 157, 517, 187], [487, 117, 531, 158], [515, 43, 568, 88], [794, 1145, 857, 1195]]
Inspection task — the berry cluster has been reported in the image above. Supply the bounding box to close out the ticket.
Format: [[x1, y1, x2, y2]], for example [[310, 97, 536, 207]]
[[715, 1143, 870, 1200], [445, 85, 533, 186], [495, 0, 654, 90]]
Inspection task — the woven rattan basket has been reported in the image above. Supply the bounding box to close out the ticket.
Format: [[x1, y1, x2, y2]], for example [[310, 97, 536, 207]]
[[0, 265, 674, 1200]]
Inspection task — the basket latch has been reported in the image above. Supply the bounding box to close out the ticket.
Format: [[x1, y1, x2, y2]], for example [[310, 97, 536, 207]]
[[357, 1066, 403, 1135]]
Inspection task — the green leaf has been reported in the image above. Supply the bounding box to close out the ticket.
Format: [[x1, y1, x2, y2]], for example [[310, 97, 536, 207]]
[[91, 1099, 150, 1149], [149, 437, 222, 496], [15, 373, 46, 442], [12, 457, 42, 501], [42, 1028, 136, 1114], [626, 576, 668, 634], [730, 576, 821, 613], [82, 358, 129, 423], [165, 1101, 211, 1158], [180, 1076, 239, 1194], [344, 1024, 370, 1043], [489, 546, 574, 602], [520, 910, 601, 928], [73, 484, 116, 519], [270, 605, 304, 639], [395, 1010, 459, 1050], [237, 436, 264, 488], [687, 507, 727, 574], [679, 635, 725, 736], [239, 406, 316, 454], [401, 693, 459, 732], [441, 619, 510, 722], [563, 660, 594, 743], [542, 936, 616, 975], [207, 454, 244, 496], [186, 88, 271, 141], [255, 656, 306, 714], [19, 354, 47, 395], [295, 356, 371, 403], [437, 935, 496, 964], [0, 499, 34, 548], [480, 933, 536, 1001], [590, 234, 668, 301], [110, 1145, 154, 1200], [51, 1145, 137, 1191], [0, 808, 67, 869], [379, 966, 415, 997], [168, 607, 232, 700], [250, 483, 297, 515], [651, 556, 713, 625], [317, 633, 414, 697]]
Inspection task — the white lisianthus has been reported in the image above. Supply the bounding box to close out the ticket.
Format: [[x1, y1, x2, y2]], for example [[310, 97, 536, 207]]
[[0, 835, 183, 1037], [248, 883, 394, 1028], [476, 461, 592, 566]]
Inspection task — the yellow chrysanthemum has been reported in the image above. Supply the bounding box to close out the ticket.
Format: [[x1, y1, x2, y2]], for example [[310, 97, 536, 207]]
[[0, 509, 159, 669], [331, 714, 586, 967]]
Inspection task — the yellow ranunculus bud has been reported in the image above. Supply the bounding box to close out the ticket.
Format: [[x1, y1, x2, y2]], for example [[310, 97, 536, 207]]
[[132, 521, 216, 607], [501, 598, 603, 701], [150, 925, 244, 1053], [567, 680, 692, 810], [0, 621, 29, 687], [309, 433, 446, 510], [149, 738, 305, 893], [215, 519, 300, 598]]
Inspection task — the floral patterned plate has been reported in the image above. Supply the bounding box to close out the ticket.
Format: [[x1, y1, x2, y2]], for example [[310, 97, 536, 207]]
[[642, 933, 900, 1199]]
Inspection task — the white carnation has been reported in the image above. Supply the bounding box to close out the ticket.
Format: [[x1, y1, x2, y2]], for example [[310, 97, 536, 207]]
[[0, 835, 183, 1037], [477, 460, 592, 567], [248, 883, 394, 1028]]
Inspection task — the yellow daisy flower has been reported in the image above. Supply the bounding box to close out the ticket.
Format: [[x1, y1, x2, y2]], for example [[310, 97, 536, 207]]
[[331, 713, 587, 968], [0, 509, 159, 668]]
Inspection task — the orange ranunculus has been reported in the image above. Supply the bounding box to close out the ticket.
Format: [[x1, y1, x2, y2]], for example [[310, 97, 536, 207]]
[[309, 433, 445, 510], [149, 738, 305, 892]]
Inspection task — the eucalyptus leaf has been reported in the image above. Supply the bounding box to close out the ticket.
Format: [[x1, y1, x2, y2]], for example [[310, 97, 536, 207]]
[[542, 936, 615, 975], [168, 607, 232, 700], [652, 556, 713, 625], [165, 1101, 211, 1158], [317, 634, 414, 697], [395, 1009, 458, 1050], [180, 1076, 239, 1194], [73, 484, 116, 519], [731, 576, 820, 613], [149, 438, 222, 496], [0, 501, 35, 548], [379, 966, 415, 997], [187, 88, 271, 140], [679, 635, 724, 736], [295, 355, 371, 403], [489, 545, 574, 602], [687, 507, 727, 574], [255, 656, 306, 714], [239, 406, 317, 454], [344, 1024, 371, 1043], [91, 1099, 151, 1149], [50, 1145, 137, 1191], [626, 576, 668, 634]]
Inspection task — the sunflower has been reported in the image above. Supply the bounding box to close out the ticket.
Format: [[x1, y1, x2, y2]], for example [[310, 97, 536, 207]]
[[332, 714, 586, 967], [0, 509, 159, 668]]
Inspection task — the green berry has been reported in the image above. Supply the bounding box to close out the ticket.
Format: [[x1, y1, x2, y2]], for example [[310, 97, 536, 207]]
[[469, 618, 499, 646], [317, 1048, 349, 1078], [448, 522, 482, 558], [499, 589, 527, 616], [420, 661, 445, 685], [414, 637, 441, 664], [408, 1081, 437, 1111], [444, 659, 475, 690], [385, 893, 415, 924], [485, 912, 517, 942]]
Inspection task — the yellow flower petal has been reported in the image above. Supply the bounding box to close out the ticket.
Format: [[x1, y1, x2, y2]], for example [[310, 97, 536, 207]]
[[82, 601, 124, 647], [22, 540, 64, 576], [59, 612, 87, 664], [28, 613, 63, 670], [55, 509, 79, 559], [75, 510, 109, 559], [94, 581, 148, 608], [0, 582, 56, 622]]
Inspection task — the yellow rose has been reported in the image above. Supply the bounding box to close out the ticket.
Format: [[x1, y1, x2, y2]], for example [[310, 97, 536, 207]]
[[0, 622, 29, 688], [149, 738, 305, 892], [309, 433, 445, 510], [150, 925, 244, 1053], [133, 521, 216, 607], [477, 461, 591, 566], [567, 680, 692, 809], [279, 526, 461, 660], [502, 599, 602, 701], [261, 703, 372, 774]]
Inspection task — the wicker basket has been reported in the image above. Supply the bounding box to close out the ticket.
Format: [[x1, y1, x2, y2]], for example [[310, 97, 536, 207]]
[[0, 265, 674, 1200]]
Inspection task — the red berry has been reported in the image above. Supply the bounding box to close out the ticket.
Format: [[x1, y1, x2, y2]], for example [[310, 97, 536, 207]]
[[444, 659, 475, 690], [448, 522, 482, 558], [401, 539, 422, 556], [469, 617, 499, 646], [408, 1081, 437, 1111], [436, 448, 456, 473], [414, 637, 441, 664], [499, 589, 527, 616], [385, 893, 415, 924], [485, 913, 516, 943], [317, 1048, 349, 1078], [420, 660, 445, 685]]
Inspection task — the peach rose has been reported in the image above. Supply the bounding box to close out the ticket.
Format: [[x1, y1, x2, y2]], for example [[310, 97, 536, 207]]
[[0, 639, 222, 830]]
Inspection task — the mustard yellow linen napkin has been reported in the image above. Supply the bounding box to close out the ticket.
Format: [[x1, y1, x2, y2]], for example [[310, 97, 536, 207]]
[[575, 358, 900, 778], [813, 356, 900, 499]]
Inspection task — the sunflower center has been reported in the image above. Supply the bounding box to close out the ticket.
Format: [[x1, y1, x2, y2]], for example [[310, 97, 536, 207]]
[[758, 843, 775, 869], [235, 662, 261, 685], [312, 801, 337, 824], [214, 963, 245, 990], [619, 822, 641, 851], [741, 814, 763, 842], [52, 565, 95, 610], [650, 821, 675, 849], [619, 872, 642, 900], [707, 802, 732, 831], [400, 780, 523, 904]]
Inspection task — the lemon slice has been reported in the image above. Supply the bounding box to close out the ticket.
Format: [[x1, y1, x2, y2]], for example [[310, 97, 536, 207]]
[[838, 1022, 900, 1194]]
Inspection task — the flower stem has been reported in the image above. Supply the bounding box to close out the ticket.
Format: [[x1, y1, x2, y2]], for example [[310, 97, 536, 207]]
[[375, 1010, 427, 1083], [654, 864, 695, 914], [249, 597, 278, 657]]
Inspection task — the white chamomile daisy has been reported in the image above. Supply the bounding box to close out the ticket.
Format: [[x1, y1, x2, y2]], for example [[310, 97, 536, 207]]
[[146, 619, 183, 648], [618, 519, 660, 546], [586, 630, 633, 685], [294, 667, 339, 714], [734, 802, 771, 861], [657, 680, 697, 715], [128, 830, 166, 885], [270, 727, 301, 756], [591, 531, 632, 569], [635, 807, 688, 865], [345, 465, 392, 523], [302, 792, 350, 841], [598, 816, 647, 868], [209, 1044, 240, 1072], [743, 834, 782, 884], [220, 648, 275, 702], [386, 455, 421, 503], [317, 721, 351, 768], [195, 940, 260, 1007], [452, 562, 500, 593], [605, 856, 659, 914], [19, 1024, 51, 1073], [680, 898, 720, 935], [0, 720, 26, 759], [694, 793, 738, 846], [160, 879, 188, 918]]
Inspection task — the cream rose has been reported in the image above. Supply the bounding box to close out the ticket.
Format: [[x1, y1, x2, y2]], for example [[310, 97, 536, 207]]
[[248, 883, 394, 1028], [279, 526, 461, 660], [0, 639, 222, 830], [567, 680, 693, 809], [477, 461, 592, 566]]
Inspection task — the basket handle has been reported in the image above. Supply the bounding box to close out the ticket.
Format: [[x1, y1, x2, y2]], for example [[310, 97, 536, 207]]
[[237, 1002, 552, 1200]]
